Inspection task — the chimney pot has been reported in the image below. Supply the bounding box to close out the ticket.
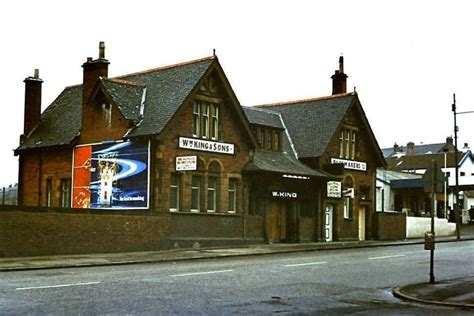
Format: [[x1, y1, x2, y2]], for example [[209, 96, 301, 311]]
[[331, 56, 348, 95], [99, 41, 105, 59], [23, 70, 43, 137], [87, 57, 93, 62]]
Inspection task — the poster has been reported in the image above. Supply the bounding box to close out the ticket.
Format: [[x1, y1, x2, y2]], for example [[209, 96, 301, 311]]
[[72, 140, 149, 209]]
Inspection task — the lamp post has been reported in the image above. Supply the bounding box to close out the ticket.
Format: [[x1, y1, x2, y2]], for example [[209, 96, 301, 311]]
[[451, 93, 474, 240]]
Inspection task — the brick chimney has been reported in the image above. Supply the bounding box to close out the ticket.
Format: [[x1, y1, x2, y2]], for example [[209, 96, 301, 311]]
[[331, 56, 348, 95], [406, 142, 415, 155], [22, 69, 42, 140], [82, 41, 109, 106]]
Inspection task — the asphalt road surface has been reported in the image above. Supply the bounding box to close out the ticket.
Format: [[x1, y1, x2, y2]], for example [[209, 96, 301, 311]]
[[2, 241, 474, 315]]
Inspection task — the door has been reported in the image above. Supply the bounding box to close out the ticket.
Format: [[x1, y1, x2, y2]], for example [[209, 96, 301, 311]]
[[325, 205, 333, 242], [358, 206, 366, 241], [266, 200, 288, 242]]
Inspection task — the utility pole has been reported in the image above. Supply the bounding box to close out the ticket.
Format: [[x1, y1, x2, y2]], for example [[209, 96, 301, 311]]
[[452, 94, 461, 240], [451, 94, 474, 240]]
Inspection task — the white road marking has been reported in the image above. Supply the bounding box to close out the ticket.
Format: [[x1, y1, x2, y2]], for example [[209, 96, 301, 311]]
[[16, 281, 101, 291], [284, 261, 327, 267], [170, 269, 234, 277], [368, 254, 406, 260]]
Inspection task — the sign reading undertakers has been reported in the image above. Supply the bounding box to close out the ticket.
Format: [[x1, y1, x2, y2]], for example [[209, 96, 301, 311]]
[[331, 158, 367, 171], [179, 137, 234, 155]]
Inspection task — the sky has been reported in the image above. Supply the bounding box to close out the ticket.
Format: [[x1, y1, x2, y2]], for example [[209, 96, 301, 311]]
[[1, 0, 473, 187]]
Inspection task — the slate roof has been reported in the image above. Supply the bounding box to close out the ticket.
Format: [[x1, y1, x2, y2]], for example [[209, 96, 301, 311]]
[[256, 93, 355, 158], [385, 152, 461, 171], [101, 78, 145, 122], [382, 142, 449, 158], [242, 106, 284, 130], [244, 150, 333, 178], [16, 57, 215, 151], [18, 86, 83, 150], [118, 58, 214, 137]]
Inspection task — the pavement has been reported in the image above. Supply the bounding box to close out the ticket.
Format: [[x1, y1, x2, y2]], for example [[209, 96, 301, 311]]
[[2, 224, 474, 310]]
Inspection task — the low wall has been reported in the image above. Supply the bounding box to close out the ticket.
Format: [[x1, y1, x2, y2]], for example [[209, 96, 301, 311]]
[[373, 211, 406, 240], [406, 216, 456, 238], [0, 207, 170, 257]]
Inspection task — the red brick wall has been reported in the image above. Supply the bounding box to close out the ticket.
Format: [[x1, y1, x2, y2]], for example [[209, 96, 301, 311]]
[[79, 93, 130, 145], [373, 212, 406, 240], [320, 102, 381, 241], [0, 207, 170, 257], [19, 148, 72, 207], [153, 74, 252, 214]]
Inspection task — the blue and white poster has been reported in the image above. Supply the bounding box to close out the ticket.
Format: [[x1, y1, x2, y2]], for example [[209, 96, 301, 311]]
[[72, 140, 149, 209]]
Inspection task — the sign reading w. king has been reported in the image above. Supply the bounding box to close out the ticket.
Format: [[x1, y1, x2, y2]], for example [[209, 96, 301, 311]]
[[72, 140, 150, 209]]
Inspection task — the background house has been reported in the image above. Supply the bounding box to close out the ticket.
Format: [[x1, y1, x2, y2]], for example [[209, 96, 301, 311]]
[[379, 138, 474, 223]]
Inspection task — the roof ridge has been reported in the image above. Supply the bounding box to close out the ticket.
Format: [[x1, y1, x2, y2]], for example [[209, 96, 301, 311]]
[[256, 92, 356, 108], [63, 55, 216, 89], [243, 106, 280, 115], [102, 77, 145, 87], [115, 55, 216, 79]]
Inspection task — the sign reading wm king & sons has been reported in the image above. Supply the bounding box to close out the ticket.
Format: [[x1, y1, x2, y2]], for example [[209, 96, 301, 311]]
[[179, 137, 234, 155]]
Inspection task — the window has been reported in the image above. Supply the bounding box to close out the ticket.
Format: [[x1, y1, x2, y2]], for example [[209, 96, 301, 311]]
[[193, 102, 201, 137], [339, 131, 344, 158], [170, 173, 180, 211], [46, 179, 52, 207], [351, 132, 356, 159], [207, 176, 217, 212], [339, 129, 357, 159], [60, 179, 71, 208], [345, 130, 350, 159], [193, 101, 219, 139], [202, 103, 209, 138], [272, 131, 280, 151], [191, 176, 201, 212], [258, 128, 264, 147], [228, 178, 237, 213], [343, 196, 351, 219], [460, 172, 466, 176], [265, 129, 272, 150], [211, 104, 219, 140]]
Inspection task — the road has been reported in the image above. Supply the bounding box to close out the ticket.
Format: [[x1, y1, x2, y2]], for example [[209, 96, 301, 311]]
[[1, 241, 474, 314]]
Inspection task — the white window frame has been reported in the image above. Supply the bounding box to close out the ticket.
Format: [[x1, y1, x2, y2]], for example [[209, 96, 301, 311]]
[[60, 178, 71, 208], [207, 176, 217, 213], [170, 173, 179, 212], [228, 178, 237, 213], [211, 104, 219, 140], [202, 103, 209, 139], [193, 102, 201, 137], [191, 175, 201, 212]]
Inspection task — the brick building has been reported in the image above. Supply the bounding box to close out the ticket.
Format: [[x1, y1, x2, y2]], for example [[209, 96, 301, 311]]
[[11, 44, 387, 255], [256, 57, 386, 241]]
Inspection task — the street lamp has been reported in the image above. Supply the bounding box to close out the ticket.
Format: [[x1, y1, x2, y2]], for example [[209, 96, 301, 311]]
[[451, 93, 474, 240]]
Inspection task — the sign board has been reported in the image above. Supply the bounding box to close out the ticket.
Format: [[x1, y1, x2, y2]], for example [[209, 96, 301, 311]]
[[72, 140, 150, 209], [422, 161, 446, 193], [271, 191, 298, 199], [176, 155, 197, 171], [343, 188, 355, 198], [327, 181, 342, 198], [331, 158, 367, 171], [179, 137, 234, 155]]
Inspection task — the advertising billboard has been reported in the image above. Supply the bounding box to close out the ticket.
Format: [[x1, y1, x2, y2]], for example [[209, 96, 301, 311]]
[[72, 140, 149, 209]]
